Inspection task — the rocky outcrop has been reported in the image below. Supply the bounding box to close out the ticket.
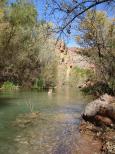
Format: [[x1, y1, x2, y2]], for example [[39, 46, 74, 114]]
[[78, 79, 94, 89], [82, 94, 115, 127], [56, 41, 67, 53]]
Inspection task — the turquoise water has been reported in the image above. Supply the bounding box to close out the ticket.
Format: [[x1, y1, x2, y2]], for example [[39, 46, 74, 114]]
[[0, 87, 91, 154]]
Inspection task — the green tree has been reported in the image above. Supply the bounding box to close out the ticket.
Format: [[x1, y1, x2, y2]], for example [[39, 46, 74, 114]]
[[77, 11, 115, 94], [0, 0, 57, 89]]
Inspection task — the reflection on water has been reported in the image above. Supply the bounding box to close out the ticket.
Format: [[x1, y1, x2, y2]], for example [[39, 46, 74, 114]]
[[0, 87, 91, 154]]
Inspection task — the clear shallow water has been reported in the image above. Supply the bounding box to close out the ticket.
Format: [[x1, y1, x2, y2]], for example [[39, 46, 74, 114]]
[[0, 86, 91, 154]]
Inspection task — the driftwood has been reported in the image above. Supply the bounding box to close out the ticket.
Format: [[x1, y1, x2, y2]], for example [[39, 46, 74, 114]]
[[82, 94, 115, 126]]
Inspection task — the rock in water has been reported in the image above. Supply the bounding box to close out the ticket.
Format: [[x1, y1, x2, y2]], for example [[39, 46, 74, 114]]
[[83, 94, 114, 117], [82, 94, 115, 125]]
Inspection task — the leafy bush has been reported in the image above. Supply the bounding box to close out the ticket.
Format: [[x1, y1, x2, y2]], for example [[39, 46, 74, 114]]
[[77, 11, 115, 95], [1, 81, 19, 90], [73, 67, 92, 77], [33, 78, 45, 90], [81, 81, 114, 96]]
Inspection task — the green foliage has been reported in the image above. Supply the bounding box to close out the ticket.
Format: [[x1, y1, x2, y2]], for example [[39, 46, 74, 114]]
[[33, 62, 57, 90], [33, 78, 45, 90], [77, 11, 111, 47], [0, 0, 7, 6], [77, 10, 115, 94], [1, 81, 18, 90], [8, 2, 37, 27], [73, 67, 92, 77], [0, 0, 57, 89], [41, 64, 57, 89], [81, 81, 114, 96]]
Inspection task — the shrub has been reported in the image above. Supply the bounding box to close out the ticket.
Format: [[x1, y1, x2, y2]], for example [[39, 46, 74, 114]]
[[33, 78, 45, 90], [1, 81, 19, 90], [81, 81, 114, 96], [73, 67, 92, 77]]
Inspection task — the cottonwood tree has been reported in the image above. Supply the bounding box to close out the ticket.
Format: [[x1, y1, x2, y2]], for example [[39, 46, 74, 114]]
[[77, 11, 115, 94], [0, 0, 57, 88]]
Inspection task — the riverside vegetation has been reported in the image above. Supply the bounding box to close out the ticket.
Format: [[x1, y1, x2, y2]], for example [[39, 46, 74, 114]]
[[76, 11, 115, 96], [0, 0, 57, 90]]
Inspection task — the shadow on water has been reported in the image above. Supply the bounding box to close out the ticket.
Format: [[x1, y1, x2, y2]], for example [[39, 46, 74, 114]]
[[0, 97, 20, 108]]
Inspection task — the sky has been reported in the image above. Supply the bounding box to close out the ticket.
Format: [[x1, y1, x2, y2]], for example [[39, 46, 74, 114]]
[[33, 0, 115, 47], [33, 0, 81, 47], [8, 0, 115, 47]]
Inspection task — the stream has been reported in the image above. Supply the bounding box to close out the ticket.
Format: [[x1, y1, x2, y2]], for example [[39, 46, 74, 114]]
[[0, 86, 91, 154]]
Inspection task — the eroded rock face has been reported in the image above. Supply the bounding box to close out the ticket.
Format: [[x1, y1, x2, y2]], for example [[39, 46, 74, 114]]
[[56, 41, 67, 53]]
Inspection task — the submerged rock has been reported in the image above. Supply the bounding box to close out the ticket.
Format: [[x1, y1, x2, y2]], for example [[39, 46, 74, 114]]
[[12, 112, 40, 128]]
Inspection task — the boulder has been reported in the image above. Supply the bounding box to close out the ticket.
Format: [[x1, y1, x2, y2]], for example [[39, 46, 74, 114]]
[[95, 115, 113, 126], [82, 94, 115, 126]]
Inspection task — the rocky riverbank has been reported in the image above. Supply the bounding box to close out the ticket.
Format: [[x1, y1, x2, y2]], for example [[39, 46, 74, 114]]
[[79, 94, 115, 154], [79, 121, 115, 153]]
